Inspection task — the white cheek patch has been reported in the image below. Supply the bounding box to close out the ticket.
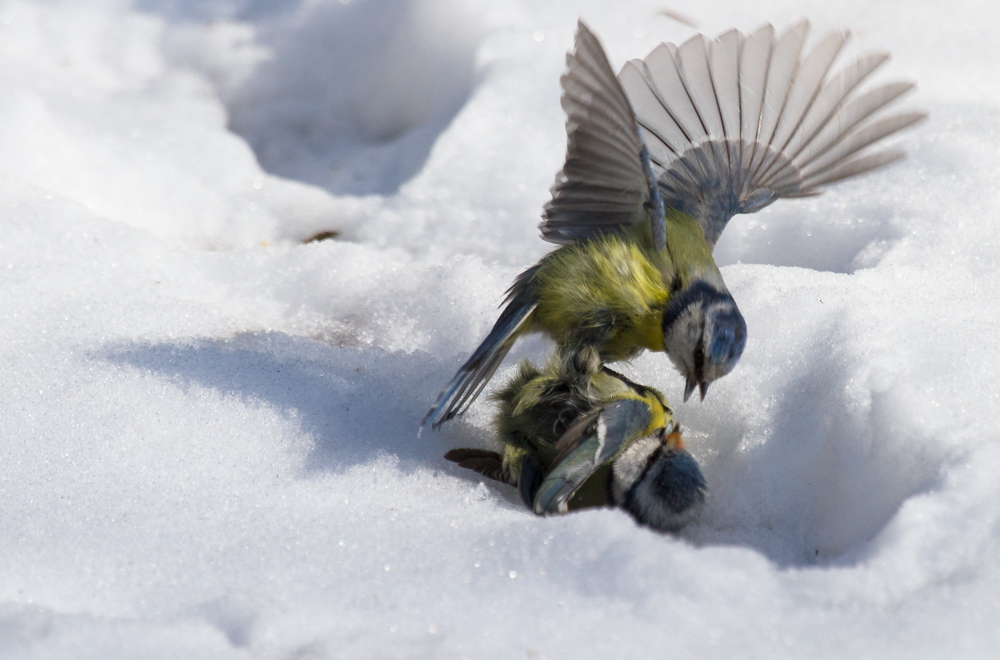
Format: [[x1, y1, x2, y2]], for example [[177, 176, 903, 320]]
[[610, 435, 659, 505], [663, 304, 703, 373]]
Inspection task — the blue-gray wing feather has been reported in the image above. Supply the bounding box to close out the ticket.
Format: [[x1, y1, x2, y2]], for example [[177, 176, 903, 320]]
[[420, 268, 540, 434], [619, 20, 926, 250], [539, 21, 666, 250], [533, 398, 651, 515]]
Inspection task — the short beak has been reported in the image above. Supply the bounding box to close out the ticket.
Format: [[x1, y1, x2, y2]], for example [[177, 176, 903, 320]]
[[683, 377, 697, 402], [665, 429, 685, 451], [699, 381, 709, 401]]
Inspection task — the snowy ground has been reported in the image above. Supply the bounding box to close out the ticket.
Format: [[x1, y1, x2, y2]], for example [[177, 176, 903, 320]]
[[0, 0, 998, 657]]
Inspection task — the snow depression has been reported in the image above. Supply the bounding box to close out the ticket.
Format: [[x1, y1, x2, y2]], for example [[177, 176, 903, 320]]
[[0, 0, 998, 658]]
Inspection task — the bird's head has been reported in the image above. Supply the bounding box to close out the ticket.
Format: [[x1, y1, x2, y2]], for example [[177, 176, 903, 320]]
[[611, 424, 707, 532], [661, 281, 746, 401]]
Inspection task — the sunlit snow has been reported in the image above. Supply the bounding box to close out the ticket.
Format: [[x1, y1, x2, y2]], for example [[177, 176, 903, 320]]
[[1, 0, 998, 658]]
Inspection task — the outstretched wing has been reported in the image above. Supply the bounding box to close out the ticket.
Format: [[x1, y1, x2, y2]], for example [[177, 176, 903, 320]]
[[533, 397, 652, 515], [422, 22, 668, 435], [540, 21, 666, 250], [619, 21, 925, 249]]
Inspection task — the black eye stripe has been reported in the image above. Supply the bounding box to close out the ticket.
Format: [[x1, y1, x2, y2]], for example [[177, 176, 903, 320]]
[[621, 444, 666, 512], [641, 444, 664, 476], [694, 342, 705, 380], [661, 281, 731, 331]]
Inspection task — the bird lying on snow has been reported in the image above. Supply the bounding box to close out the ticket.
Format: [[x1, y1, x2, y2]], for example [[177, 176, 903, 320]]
[[421, 19, 923, 434], [446, 349, 707, 532]]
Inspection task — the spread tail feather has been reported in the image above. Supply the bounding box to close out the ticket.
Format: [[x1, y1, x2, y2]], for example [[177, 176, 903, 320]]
[[619, 20, 925, 249], [443, 449, 511, 485]]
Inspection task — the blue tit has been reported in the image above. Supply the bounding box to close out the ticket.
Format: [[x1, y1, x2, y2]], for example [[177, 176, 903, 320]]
[[445, 349, 707, 532], [422, 20, 922, 433]]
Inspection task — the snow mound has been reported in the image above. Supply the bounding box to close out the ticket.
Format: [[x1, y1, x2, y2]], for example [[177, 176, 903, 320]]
[[0, 0, 998, 658]]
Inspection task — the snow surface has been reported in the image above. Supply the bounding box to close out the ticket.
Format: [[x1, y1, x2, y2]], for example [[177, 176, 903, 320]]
[[0, 0, 998, 657]]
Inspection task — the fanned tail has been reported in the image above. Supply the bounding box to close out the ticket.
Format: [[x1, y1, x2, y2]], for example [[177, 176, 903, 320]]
[[618, 20, 925, 249], [419, 269, 539, 436]]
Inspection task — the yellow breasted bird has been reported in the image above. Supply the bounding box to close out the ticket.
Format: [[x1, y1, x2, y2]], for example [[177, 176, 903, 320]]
[[445, 349, 706, 531], [422, 20, 922, 433]]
